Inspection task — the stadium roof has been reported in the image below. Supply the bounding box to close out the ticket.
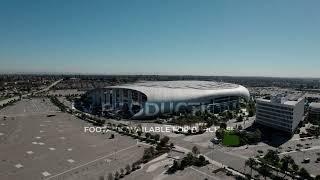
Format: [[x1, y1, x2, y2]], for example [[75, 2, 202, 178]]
[[108, 81, 250, 102], [118, 80, 239, 90]]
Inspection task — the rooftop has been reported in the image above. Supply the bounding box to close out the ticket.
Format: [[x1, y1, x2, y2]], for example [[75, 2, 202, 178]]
[[258, 94, 304, 106], [118, 81, 240, 90], [309, 102, 320, 109]]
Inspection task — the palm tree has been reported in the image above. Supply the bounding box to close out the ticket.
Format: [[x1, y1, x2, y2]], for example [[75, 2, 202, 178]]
[[192, 146, 200, 155], [280, 155, 294, 178], [292, 163, 299, 175], [259, 163, 271, 180], [245, 158, 257, 177], [299, 168, 312, 180]]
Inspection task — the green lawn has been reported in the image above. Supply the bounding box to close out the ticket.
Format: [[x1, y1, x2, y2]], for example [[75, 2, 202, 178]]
[[222, 131, 240, 146]]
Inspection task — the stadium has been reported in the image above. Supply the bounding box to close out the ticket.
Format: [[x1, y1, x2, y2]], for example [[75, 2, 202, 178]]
[[86, 81, 250, 119]]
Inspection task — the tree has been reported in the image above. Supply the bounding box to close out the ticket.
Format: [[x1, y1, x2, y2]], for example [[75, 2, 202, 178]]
[[131, 163, 136, 171], [220, 122, 227, 129], [159, 136, 170, 147], [137, 131, 142, 137], [245, 158, 257, 177], [107, 173, 113, 180], [299, 168, 312, 180], [110, 134, 115, 139], [216, 128, 224, 139], [196, 155, 207, 166], [145, 132, 151, 139], [167, 160, 179, 174], [120, 168, 124, 176], [292, 163, 299, 173], [143, 147, 155, 161], [125, 164, 131, 174], [247, 99, 256, 117], [170, 143, 174, 149], [114, 171, 120, 180], [259, 164, 271, 180], [263, 149, 280, 167], [280, 155, 294, 178], [192, 146, 200, 155], [237, 115, 244, 122], [154, 134, 160, 141]]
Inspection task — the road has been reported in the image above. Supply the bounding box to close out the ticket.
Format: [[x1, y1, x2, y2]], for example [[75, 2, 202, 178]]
[[0, 79, 63, 106]]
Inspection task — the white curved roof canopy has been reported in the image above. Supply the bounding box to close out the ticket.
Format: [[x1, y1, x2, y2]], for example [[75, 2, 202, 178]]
[[109, 81, 250, 102]]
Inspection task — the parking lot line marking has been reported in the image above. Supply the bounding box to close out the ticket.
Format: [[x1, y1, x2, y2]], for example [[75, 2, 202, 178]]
[[44, 144, 138, 180], [42, 171, 51, 177], [189, 167, 220, 180], [15, 164, 23, 168], [67, 159, 75, 163], [26, 151, 34, 154]]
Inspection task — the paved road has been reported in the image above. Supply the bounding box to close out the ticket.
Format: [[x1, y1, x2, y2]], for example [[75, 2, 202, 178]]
[[0, 79, 63, 106]]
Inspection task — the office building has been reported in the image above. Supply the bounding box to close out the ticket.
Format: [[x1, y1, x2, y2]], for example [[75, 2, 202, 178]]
[[256, 94, 304, 133]]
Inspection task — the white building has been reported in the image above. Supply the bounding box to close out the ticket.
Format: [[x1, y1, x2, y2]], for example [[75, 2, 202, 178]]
[[87, 81, 250, 119], [256, 94, 305, 133]]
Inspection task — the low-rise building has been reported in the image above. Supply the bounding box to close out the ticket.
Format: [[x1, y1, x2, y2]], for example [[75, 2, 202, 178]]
[[255, 94, 304, 133]]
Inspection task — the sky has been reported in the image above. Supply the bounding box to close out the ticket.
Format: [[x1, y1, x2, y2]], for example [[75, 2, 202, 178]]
[[0, 0, 319, 77]]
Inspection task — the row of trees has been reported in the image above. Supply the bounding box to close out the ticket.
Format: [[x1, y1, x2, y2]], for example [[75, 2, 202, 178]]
[[245, 150, 319, 180], [104, 162, 141, 180], [167, 146, 209, 174], [49, 96, 67, 112], [247, 99, 256, 117], [171, 108, 248, 130], [105, 125, 173, 180], [0, 98, 19, 110]]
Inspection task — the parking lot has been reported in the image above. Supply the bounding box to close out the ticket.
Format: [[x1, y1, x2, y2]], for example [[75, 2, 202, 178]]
[[226, 136, 320, 176], [0, 98, 146, 180]]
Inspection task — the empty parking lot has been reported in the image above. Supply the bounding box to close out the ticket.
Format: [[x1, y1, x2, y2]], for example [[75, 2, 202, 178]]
[[0, 98, 146, 180]]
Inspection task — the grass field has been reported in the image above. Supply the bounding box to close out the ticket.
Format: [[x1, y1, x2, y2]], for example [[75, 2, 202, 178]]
[[222, 131, 240, 146]]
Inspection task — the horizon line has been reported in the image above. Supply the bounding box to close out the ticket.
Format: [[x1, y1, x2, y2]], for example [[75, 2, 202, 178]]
[[0, 71, 319, 79]]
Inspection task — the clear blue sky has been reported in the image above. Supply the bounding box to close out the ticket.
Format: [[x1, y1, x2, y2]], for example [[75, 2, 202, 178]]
[[0, 0, 319, 77]]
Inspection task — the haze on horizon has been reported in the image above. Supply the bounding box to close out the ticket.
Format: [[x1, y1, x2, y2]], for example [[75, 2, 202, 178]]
[[0, 0, 319, 78]]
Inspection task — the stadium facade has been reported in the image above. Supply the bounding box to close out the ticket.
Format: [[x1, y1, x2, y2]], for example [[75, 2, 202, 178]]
[[87, 81, 250, 119]]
